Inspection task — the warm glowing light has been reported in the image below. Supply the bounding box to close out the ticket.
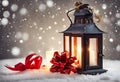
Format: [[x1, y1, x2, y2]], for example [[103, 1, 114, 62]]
[[46, 49, 54, 68], [76, 37, 82, 68], [72, 37, 82, 68], [89, 38, 98, 66], [65, 36, 69, 52]]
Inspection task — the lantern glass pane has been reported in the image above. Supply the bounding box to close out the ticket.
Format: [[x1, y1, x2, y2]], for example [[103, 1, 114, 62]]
[[89, 38, 98, 66], [65, 36, 69, 52], [72, 37, 82, 68]]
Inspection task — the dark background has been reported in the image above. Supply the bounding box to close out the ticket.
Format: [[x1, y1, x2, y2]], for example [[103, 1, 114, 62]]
[[0, 0, 120, 60]]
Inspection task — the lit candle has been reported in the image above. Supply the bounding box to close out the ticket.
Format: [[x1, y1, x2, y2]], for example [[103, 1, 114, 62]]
[[46, 49, 54, 68]]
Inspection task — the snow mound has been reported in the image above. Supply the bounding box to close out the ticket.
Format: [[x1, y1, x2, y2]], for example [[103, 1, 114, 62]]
[[0, 59, 120, 82]]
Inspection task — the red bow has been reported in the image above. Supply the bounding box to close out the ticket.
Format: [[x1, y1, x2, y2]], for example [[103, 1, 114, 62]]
[[5, 53, 42, 71], [50, 51, 77, 74]]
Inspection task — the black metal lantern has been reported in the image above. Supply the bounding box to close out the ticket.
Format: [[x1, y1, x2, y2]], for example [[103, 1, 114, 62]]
[[61, 3, 107, 74]]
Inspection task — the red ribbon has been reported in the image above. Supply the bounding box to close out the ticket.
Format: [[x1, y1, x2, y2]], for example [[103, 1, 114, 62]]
[[5, 53, 42, 71], [50, 51, 77, 74]]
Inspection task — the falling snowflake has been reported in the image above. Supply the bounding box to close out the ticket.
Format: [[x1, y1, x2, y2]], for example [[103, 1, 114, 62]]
[[39, 4, 46, 12], [15, 32, 22, 39], [116, 13, 120, 18], [38, 36, 42, 40], [102, 4, 107, 10], [116, 20, 120, 26], [19, 40, 24, 43], [3, 11, 10, 18], [2, 0, 9, 7], [54, 21, 57, 25], [11, 4, 18, 12], [19, 8, 28, 16], [12, 14, 16, 19], [11, 47, 20, 56], [109, 38, 113, 43], [116, 45, 120, 52], [48, 26, 52, 29], [46, 0, 54, 8], [1, 18, 9, 26], [22, 32, 29, 41], [51, 37, 55, 40]]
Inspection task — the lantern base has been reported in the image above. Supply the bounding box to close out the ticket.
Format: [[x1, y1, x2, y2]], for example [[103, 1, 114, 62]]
[[77, 69, 107, 75]]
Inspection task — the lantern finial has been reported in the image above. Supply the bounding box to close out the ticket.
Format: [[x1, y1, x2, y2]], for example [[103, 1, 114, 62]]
[[74, 1, 83, 9]]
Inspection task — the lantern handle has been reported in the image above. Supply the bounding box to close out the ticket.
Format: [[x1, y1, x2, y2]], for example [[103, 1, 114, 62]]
[[66, 8, 75, 24]]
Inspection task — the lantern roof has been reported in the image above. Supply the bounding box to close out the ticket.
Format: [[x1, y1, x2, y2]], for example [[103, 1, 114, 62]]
[[61, 23, 105, 34]]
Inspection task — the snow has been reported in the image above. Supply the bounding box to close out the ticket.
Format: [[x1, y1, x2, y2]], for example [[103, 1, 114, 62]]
[[11, 4, 18, 12], [117, 20, 120, 26], [1, 18, 9, 26], [46, 0, 54, 8], [0, 59, 120, 82], [19, 8, 28, 16], [116, 13, 120, 18], [109, 38, 113, 43], [39, 4, 46, 12], [11, 47, 21, 56], [2, 0, 9, 7], [102, 4, 107, 10], [3, 11, 10, 18], [116, 45, 120, 52]]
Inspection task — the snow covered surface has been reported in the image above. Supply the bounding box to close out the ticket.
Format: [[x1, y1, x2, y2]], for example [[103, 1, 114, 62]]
[[0, 58, 120, 82]]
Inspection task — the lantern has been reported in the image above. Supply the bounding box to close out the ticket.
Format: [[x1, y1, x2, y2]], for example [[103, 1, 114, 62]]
[[61, 2, 107, 74]]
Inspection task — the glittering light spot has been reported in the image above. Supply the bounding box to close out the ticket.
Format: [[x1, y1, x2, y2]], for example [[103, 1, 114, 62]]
[[12, 14, 16, 19], [48, 26, 52, 29], [39, 4, 46, 12], [116, 13, 120, 18], [109, 38, 113, 43], [15, 32, 22, 39], [39, 27, 43, 30], [51, 15, 55, 19], [3, 11, 10, 18], [103, 18, 110, 24], [55, 30, 58, 33], [51, 37, 55, 40], [11, 47, 20, 56], [2, 0, 9, 7], [19, 8, 28, 16], [57, 7, 61, 10], [117, 20, 120, 26], [11, 4, 18, 12], [62, 18, 65, 21], [54, 21, 57, 25], [7, 35, 10, 38], [102, 4, 107, 10], [19, 40, 24, 43], [1, 18, 8, 26], [38, 36, 42, 40], [116, 45, 120, 52], [46, 0, 54, 8], [22, 32, 29, 41]]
